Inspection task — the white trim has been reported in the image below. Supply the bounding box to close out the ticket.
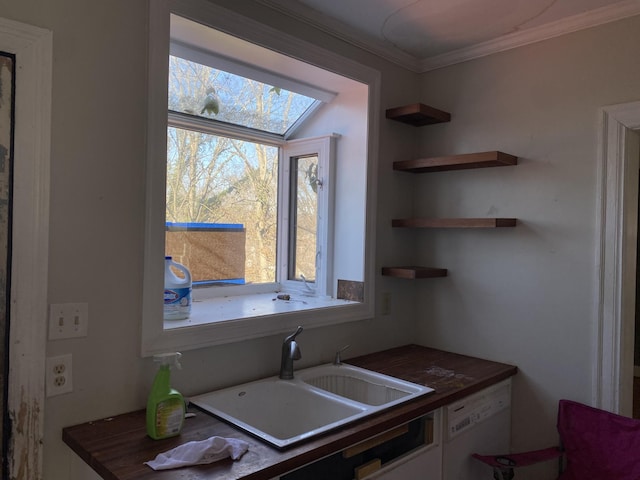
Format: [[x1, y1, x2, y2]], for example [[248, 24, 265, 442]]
[[168, 111, 285, 147], [595, 101, 640, 415], [0, 16, 51, 480], [142, 0, 170, 357], [170, 39, 337, 103], [259, 0, 640, 73], [420, 0, 640, 72], [255, 0, 421, 72], [142, 0, 379, 356]]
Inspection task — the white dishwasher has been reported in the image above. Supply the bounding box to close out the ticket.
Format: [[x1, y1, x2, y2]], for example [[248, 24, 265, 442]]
[[442, 378, 511, 480]]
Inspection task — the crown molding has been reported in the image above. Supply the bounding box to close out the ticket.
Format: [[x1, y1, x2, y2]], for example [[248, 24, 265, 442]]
[[420, 0, 640, 71], [256, 0, 422, 71], [259, 0, 640, 73]]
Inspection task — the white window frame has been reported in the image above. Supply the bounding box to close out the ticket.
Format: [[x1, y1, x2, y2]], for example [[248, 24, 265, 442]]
[[279, 135, 337, 298], [141, 0, 379, 356], [166, 111, 282, 297], [167, 113, 336, 298]]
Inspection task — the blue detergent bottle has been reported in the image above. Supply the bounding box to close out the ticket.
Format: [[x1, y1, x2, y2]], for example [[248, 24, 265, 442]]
[[163, 256, 192, 320]]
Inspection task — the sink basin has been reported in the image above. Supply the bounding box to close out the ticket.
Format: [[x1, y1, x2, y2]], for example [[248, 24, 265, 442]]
[[190, 363, 434, 448], [190, 379, 367, 447], [297, 363, 426, 406]]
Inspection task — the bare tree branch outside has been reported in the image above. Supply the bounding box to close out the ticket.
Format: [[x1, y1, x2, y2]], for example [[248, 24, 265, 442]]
[[166, 56, 317, 284]]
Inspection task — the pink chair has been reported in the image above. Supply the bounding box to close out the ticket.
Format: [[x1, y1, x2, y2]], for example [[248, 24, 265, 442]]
[[473, 399, 640, 480]]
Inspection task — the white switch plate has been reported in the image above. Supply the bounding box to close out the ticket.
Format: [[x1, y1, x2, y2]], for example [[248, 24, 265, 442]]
[[46, 354, 73, 396], [49, 303, 88, 340]]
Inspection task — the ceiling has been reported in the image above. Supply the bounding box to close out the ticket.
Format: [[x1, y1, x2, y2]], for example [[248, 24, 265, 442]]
[[259, 0, 640, 72]]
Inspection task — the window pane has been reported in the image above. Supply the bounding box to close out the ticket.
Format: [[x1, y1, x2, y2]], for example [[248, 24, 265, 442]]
[[290, 155, 318, 282], [165, 127, 278, 284], [168, 56, 317, 135]]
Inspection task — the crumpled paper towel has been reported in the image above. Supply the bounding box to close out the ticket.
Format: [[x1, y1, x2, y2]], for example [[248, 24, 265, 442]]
[[145, 436, 249, 470]]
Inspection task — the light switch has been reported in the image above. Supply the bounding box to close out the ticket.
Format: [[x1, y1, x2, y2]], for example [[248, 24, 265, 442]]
[[48, 303, 88, 340]]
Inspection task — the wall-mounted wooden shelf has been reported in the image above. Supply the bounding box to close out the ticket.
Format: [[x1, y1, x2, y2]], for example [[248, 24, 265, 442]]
[[392, 218, 517, 228], [381, 266, 448, 279], [385, 103, 451, 127], [394, 151, 517, 173], [386, 103, 518, 281]]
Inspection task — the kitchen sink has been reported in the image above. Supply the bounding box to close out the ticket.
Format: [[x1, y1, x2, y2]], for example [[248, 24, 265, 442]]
[[297, 363, 426, 406], [190, 363, 434, 448]]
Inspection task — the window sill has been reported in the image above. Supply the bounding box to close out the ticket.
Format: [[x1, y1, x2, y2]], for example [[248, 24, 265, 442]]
[[142, 291, 370, 356], [164, 292, 357, 329]]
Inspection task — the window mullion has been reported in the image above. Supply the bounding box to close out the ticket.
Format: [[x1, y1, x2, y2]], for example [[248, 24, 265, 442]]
[[168, 110, 285, 147], [276, 148, 291, 285], [314, 136, 336, 298]]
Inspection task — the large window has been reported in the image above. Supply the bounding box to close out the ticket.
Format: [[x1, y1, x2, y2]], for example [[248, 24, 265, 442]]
[[165, 50, 336, 294], [166, 127, 279, 285], [142, 1, 379, 355]]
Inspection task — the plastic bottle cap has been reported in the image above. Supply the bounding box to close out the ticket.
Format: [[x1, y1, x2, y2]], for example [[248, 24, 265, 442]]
[[165, 256, 172, 260]]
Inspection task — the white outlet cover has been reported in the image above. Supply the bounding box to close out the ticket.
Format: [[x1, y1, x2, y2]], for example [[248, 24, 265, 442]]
[[46, 354, 73, 396]]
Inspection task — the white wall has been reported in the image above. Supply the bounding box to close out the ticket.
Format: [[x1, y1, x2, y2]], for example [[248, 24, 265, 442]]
[[414, 14, 640, 479], [9, 1, 638, 479], [1, 1, 419, 479]]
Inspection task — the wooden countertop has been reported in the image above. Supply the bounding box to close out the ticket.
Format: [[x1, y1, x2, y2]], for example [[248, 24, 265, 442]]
[[63, 345, 517, 480]]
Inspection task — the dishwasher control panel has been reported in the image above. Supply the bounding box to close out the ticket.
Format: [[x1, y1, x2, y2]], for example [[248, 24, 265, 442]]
[[446, 379, 511, 439]]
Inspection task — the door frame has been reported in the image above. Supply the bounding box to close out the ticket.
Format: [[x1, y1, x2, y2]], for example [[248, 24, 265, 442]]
[[595, 101, 640, 415], [0, 17, 51, 479]]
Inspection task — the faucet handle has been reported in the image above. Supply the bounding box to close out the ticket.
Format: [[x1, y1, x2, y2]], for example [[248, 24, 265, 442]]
[[280, 327, 303, 380], [334, 344, 350, 365], [284, 326, 303, 344]]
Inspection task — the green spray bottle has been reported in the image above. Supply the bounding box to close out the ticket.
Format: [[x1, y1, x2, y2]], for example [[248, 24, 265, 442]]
[[146, 352, 185, 440]]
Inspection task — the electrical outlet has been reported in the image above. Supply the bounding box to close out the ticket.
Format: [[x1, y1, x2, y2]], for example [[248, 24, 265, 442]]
[[49, 303, 88, 340], [46, 354, 73, 396]]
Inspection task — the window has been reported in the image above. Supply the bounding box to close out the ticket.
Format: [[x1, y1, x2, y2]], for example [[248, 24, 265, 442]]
[[142, 0, 379, 355], [165, 51, 336, 294], [280, 136, 336, 297], [289, 154, 320, 283]]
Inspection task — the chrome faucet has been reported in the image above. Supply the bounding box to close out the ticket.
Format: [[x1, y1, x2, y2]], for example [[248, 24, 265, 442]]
[[279, 326, 303, 379]]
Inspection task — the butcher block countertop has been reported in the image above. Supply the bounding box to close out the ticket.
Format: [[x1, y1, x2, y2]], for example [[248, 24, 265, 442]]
[[62, 345, 517, 480]]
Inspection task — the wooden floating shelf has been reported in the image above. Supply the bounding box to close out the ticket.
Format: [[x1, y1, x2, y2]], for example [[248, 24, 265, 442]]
[[392, 218, 517, 228], [381, 266, 448, 279], [394, 151, 517, 173], [385, 103, 451, 127]]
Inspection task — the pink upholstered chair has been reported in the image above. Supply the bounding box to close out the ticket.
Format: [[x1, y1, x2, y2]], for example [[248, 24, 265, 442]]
[[473, 399, 640, 480]]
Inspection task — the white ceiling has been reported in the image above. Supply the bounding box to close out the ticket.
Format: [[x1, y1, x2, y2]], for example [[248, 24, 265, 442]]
[[259, 0, 640, 72]]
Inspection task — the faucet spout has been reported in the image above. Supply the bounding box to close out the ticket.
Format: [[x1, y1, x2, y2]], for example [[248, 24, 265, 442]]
[[333, 344, 351, 365], [279, 326, 303, 379]]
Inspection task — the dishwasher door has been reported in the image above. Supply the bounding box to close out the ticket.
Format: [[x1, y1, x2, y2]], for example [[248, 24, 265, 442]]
[[442, 379, 511, 480]]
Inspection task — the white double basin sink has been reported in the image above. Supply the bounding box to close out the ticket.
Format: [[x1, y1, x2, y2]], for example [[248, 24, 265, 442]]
[[190, 363, 434, 448]]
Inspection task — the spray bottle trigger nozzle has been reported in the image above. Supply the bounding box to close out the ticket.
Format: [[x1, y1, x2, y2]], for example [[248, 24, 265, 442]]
[[153, 352, 182, 369]]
